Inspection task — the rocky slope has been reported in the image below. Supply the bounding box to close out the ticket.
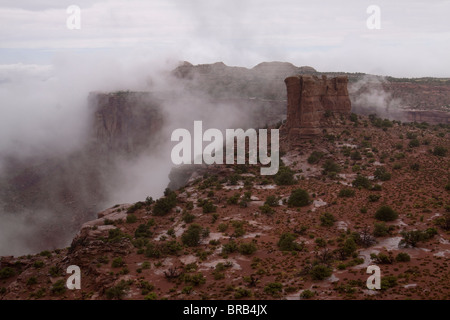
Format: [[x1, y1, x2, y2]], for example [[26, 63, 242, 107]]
[[1, 114, 449, 300]]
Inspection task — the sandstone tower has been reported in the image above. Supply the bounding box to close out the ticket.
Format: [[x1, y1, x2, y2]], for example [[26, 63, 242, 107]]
[[284, 75, 351, 140]]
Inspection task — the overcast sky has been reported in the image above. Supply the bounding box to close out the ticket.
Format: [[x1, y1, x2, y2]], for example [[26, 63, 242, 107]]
[[1, 0, 450, 77]]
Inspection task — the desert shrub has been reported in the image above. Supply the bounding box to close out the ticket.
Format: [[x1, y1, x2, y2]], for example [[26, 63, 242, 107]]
[[410, 163, 420, 171], [181, 224, 203, 247], [371, 184, 382, 191], [288, 189, 310, 207], [105, 280, 130, 300], [381, 276, 397, 290], [373, 222, 390, 237], [184, 273, 206, 286], [227, 193, 240, 205], [278, 233, 301, 251], [350, 150, 362, 160], [370, 252, 394, 264], [395, 252, 411, 262], [310, 264, 332, 280], [127, 201, 144, 214], [374, 167, 391, 181], [339, 238, 357, 258], [26, 276, 38, 286], [435, 212, 450, 230], [144, 292, 158, 300], [50, 280, 66, 296], [217, 223, 228, 232], [264, 195, 279, 207], [238, 242, 257, 255], [300, 289, 315, 299], [339, 188, 355, 198], [111, 257, 124, 268], [182, 212, 195, 223], [352, 175, 371, 189], [222, 241, 238, 254], [274, 166, 295, 185], [368, 194, 381, 202], [0, 267, 15, 279], [320, 212, 336, 227], [153, 189, 177, 216], [263, 282, 283, 297], [374, 206, 398, 221], [408, 139, 420, 148], [202, 201, 217, 214], [307, 151, 324, 164], [259, 204, 275, 215], [135, 223, 152, 238], [126, 214, 137, 224], [40, 250, 52, 258], [399, 228, 437, 247], [322, 160, 341, 175], [433, 146, 448, 157], [234, 287, 252, 299], [33, 261, 45, 269]]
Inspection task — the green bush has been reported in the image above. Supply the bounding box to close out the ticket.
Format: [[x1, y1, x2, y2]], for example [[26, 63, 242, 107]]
[[288, 189, 310, 207], [259, 204, 275, 215], [278, 233, 301, 251], [184, 273, 206, 286], [153, 189, 177, 216], [238, 242, 257, 255], [381, 276, 397, 290], [182, 213, 195, 223], [399, 228, 437, 247], [263, 282, 283, 297], [222, 241, 238, 254], [51, 280, 66, 296], [135, 223, 152, 238], [300, 289, 315, 299], [374, 167, 391, 181], [374, 206, 398, 221], [307, 151, 324, 164], [322, 160, 341, 175], [350, 150, 362, 160], [395, 252, 411, 262], [202, 201, 217, 214], [310, 264, 332, 280], [274, 166, 296, 185], [320, 212, 336, 227], [433, 146, 448, 157], [105, 280, 130, 300], [0, 267, 15, 279], [373, 222, 390, 237], [338, 188, 355, 198], [126, 214, 137, 224], [111, 257, 125, 268], [352, 175, 371, 189], [181, 224, 203, 247], [264, 195, 279, 207], [408, 139, 420, 148]]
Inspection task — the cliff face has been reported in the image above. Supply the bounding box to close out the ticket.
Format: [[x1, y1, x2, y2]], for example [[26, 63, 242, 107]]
[[284, 75, 351, 139], [89, 92, 164, 154]]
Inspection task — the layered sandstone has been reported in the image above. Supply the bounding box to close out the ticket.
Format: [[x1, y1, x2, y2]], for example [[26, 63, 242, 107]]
[[284, 75, 351, 139]]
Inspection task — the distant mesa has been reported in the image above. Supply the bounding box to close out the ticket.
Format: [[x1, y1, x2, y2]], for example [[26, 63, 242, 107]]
[[283, 75, 351, 140]]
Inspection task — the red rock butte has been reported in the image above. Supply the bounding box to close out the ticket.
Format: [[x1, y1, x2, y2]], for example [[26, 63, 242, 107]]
[[284, 75, 351, 140]]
